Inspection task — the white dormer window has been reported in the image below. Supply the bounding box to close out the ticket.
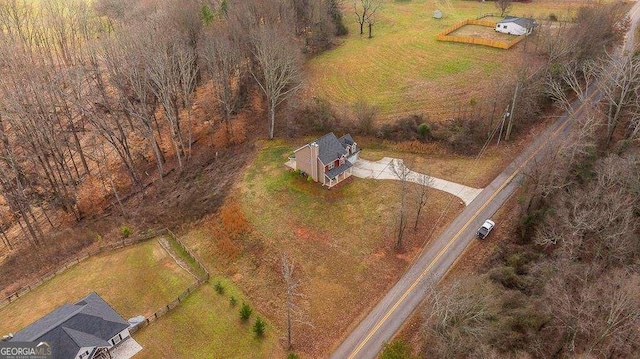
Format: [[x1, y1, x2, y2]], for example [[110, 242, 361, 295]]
[[328, 162, 334, 170]]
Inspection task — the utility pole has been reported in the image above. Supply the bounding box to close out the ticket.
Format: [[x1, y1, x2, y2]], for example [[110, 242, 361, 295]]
[[505, 81, 519, 141]]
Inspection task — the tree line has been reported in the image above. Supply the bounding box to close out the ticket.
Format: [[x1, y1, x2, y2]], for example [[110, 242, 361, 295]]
[[0, 0, 347, 248]]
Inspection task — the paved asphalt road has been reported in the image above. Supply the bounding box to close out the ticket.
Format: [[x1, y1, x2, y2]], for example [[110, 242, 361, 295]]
[[624, 1, 640, 54], [331, 4, 640, 358]]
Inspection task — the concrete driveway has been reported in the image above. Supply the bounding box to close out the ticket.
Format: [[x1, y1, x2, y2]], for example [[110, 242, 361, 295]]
[[110, 337, 143, 358], [351, 157, 483, 206]]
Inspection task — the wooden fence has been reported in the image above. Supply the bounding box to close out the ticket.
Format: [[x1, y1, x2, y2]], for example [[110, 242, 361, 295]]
[[436, 18, 525, 50], [128, 280, 204, 334], [126, 229, 210, 334], [1, 228, 210, 312], [2, 227, 212, 334]]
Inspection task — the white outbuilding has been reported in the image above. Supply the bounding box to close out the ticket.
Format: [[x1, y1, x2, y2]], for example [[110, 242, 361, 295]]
[[494, 17, 536, 35]]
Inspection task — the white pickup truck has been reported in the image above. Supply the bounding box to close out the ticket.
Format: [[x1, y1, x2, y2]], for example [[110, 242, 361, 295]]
[[476, 219, 495, 239]]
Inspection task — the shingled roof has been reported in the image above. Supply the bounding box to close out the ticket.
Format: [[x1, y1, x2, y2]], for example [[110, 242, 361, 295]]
[[312, 132, 354, 165], [498, 16, 536, 28], [11, 292, 129, 359]]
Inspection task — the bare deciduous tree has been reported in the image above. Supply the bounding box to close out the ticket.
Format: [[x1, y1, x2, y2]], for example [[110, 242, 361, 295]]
[[145, 30, 192, 169], [200, 27, 245, 139], [495, 0, 512, 17], [423, 278, 498, 358], [413, 173, 432, 230], [545, 61, 598, 115], [250, 26, 303, 139], [281, 252, 308, 350], [390, 159, 410, 250], [545, 264, 640, 356], [352, 0, 381, 36], [597, 54, 640, 144], [352, 100, 378, 135]]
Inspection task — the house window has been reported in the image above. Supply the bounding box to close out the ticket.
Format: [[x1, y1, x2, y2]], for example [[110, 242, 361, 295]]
[[328, 162, 334, 170], [79, 351, 90, 359], [111, 334, 122, 345]]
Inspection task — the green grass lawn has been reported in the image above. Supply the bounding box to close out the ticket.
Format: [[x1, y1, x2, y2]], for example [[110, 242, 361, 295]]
[[178, 139, 462, 357], [0, 238, 195, 335], [306, 0, 590, 120], [134, 280, 284, 359]]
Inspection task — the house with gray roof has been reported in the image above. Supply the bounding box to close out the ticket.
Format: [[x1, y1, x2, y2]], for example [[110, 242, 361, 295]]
[[495, 16, 536, 36], [287, 133, 360, 188], [8, 292, 137, 359]]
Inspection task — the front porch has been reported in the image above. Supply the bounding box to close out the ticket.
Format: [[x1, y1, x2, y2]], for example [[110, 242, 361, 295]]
[[324, 162, 354, 188], [94, 337, 142, 359]]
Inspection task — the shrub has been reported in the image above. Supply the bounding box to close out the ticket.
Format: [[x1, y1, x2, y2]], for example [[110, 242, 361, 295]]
[[353, 100, 378, 135], [549, 13, 558, 21], [120, 225, 131, 238], [200, 4, 215, 25], [380, 339, 416, 359], [437, 117, 485, 155], [240, 303, 252, 321], [287, 354, 299, 359], [377, 114, 424, 141], [216, 234, 241, 260], [489, 266, 528, 292], [417, 123, 431, 139], [505, 250, 540, 275], [288, 97, 341, 135], [229, 296, 237, 307], [220, 201, 248, 239], [330, 0, 348, 36], [253, 317, 266, 337], [214, 281, 225, 295]]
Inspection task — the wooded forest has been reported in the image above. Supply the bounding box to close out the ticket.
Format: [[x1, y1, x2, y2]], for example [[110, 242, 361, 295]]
[[0, 0, 344, 249]]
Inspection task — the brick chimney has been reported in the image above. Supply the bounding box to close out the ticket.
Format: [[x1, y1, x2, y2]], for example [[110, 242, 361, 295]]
[[310, 142, 319, 182]]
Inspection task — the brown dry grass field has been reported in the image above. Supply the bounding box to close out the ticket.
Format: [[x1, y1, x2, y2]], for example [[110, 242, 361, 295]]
[[306, 0, 600, 121], [176, 139, 465, 357]]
